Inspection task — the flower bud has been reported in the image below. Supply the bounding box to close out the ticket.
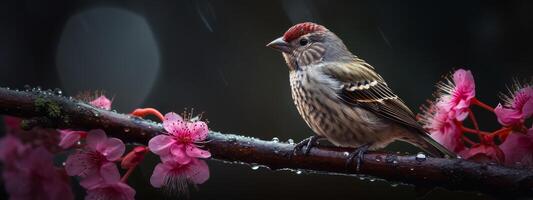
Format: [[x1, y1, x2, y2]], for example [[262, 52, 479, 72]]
[[121, 146, 148, 169]]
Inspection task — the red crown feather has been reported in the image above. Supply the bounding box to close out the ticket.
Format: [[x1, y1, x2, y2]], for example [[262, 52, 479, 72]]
[[283, 22, 326, 42]]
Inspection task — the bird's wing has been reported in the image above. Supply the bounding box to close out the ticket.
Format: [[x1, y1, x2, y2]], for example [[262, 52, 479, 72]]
[[322, 59, 425, 132]]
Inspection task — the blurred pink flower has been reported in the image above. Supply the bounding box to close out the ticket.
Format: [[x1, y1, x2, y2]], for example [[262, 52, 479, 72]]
[[65, 129, 125, 188], [3, 116, 62, 153], [149, 112, 210, 164], [150, 158, 209, 193], [58, 129, 86, 149], [0, 134, 26, 163], [438, 69, 476, 121], [499, 129, 533, 166], [459, 144, 505, 164], [2, 146, 73, 200], [420, 100, 465, 152], [90, 95, 112, 110], [495, 86, 533, 127], [84, 162, 135, 200]]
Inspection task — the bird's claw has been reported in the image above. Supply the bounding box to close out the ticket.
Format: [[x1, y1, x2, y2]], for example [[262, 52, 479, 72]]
[[346, 144, 371, 171], [290, 136, 320, 158]]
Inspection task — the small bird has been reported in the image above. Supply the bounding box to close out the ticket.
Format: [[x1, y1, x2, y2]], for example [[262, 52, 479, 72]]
[[266, 22, 455, 165]]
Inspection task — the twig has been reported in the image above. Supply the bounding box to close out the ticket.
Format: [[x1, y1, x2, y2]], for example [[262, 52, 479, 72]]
[[0, 87, 531, 197]]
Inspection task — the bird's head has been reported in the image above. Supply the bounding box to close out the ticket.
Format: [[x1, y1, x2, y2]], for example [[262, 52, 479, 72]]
[[267, 22, 350, 71]]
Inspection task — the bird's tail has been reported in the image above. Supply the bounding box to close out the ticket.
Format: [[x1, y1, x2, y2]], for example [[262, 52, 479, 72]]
[[407, 133, 457, 158]]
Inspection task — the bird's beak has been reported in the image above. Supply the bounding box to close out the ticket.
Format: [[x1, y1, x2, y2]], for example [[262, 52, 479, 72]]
[[266, 37, 290, 53]]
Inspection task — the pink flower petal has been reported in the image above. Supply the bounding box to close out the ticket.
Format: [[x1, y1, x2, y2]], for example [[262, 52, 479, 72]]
[[454, 100, 470, 121], [113, 182, 136, 200], [429, 115, 464, 153], [493, 86, 532, 127], [513, 87, 533, 112], [188, 121, 209, 141], [86, 129, 107, 151], [185, 145, 211, 158], [65, 151, 95, 177], [163, 112, 185, 135], [460, 144, 505, 164], [522, 96, 533, 118], [170, 144, 191, 164], [98, 138, 125, 161], [439, 69, 476, 119], [100, 162, 121, 183], [495, 104, 523, 126], [3, 147, 74, 200], [80, 172, 104, 189], [85, 182, 135, 200], [150, 163, 171, 188], [148, 135, 175, 156], [453, 69, 475, 92], [500, 130, 533, 166], [90, 95, 112, 110], [187, 159, 210, 184], [149, 159, 210, 191], [436, 95, 453, 111], [58, 130, 83, 149]]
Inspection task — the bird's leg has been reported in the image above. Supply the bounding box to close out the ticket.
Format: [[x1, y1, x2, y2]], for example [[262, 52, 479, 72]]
[[291, 135, 322, 157], [346, 143, 371, 171]]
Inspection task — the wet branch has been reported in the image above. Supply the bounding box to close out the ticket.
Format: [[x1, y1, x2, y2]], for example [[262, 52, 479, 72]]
[[0, 87, 531, 197]]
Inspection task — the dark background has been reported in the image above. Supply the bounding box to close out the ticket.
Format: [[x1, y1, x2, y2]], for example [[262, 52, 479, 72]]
[[1, 0, 532, 199]]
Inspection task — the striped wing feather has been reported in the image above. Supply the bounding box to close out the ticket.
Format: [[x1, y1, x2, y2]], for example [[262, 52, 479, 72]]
[[323, 60, 425, 133]]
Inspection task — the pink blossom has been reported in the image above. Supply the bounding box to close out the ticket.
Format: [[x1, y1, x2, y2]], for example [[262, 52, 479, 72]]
[[150, 158, 209, 193], [459, 144, 504, 164], [58, 129, 86, 149], [90, 95, 112, 110], [149, 112, 210, 164], [420, 100, 465, 152], [65, 129, 125, 188], [438, 69, 476, 121], [2, 117, 62, 153], [499, 129, 533, 166], [84, 162, 135, 200], [2, 146, 74, 200], [495, 86, 533, 127]]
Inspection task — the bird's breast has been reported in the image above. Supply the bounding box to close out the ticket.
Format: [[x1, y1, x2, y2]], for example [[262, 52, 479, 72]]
[[288, 69, 390, 148], [289, 70, 343, 136]]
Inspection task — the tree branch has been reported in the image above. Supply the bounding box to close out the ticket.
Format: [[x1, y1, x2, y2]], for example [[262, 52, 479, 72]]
[[0, 87, 531, 197]]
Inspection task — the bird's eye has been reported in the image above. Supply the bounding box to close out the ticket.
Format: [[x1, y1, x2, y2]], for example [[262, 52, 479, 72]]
[[299, 39, 308, 46]]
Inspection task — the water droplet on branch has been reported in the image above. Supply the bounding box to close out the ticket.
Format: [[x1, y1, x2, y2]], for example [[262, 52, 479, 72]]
[[54, 88, 63, 95], [415, 152, 427, 162], [287, 139, 294, 144]]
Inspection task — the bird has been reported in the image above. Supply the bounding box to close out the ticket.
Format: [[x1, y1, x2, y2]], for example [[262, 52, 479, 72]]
[[266, 22, 456, 166]]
